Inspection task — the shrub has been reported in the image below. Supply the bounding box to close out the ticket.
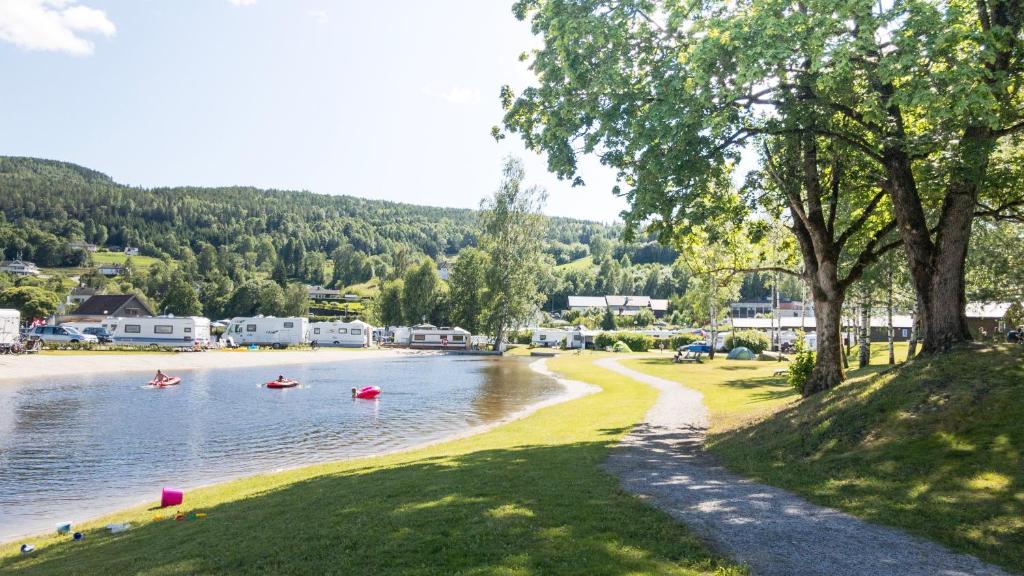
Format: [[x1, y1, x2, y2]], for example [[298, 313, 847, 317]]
[[616, 332, 654, 352], [670, 332, 701, 350], [514, 331, 532, 345], [787, 330, 814, 392], [594, 332, 617, 349], [725, 330, 771, 354]]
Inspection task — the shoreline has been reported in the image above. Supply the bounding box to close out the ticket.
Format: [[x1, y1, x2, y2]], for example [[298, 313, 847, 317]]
[[0, 348, 416, 383], [0, 357, 599, 545]]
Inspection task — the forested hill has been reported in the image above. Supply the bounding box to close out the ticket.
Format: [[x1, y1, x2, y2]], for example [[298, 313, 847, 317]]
[[0, 156, 610, 268]]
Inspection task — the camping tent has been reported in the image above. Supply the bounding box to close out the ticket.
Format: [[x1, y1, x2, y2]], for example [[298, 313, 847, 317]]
[[726, 346, 756, 360]]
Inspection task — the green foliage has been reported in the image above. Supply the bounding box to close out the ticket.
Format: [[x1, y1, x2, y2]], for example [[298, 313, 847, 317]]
[[788, 332, 816, 391], [402, 260, 439, 325], [670, 333, 701, 350], [448, 247, 489, 333], [378, 279, 404, 327], [0, 285, 60, 320], [725, 330, 771, 354], [600, 308, 616, 330], [632, 308, 655, 328], [594, 331, 654, 352], [160, 277, 202, 316], [480, 157, 547, 345]]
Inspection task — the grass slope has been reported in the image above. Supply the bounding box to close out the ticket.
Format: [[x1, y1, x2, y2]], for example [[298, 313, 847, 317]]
[[709, 345, 1024, 572], [91, 251, 162, 269], [554, 256, 594, 272], [0, 355, 742, 576]]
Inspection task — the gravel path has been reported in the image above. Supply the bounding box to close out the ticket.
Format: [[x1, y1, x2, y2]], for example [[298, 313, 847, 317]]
[[599, 357, 1015, 576]]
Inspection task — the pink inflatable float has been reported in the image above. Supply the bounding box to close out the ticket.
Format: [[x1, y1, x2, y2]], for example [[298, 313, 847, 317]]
[[353, 386, 381, 400]]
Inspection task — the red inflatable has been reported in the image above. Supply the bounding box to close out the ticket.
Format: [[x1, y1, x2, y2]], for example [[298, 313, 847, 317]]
[[148, 376, 181, 387], [354, 386, 381, 399], [266, 379, 299, 389]]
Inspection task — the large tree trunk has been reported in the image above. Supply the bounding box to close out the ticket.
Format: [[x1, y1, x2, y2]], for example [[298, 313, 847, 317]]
[[803, 292, 845, 396], [887, 265, 895, 365]]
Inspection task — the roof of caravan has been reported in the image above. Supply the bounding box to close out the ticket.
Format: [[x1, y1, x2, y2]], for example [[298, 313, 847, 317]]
[[0, 308, 19, 318]]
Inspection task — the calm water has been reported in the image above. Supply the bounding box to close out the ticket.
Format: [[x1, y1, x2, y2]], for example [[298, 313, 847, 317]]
[[0, 355, 560, 540]]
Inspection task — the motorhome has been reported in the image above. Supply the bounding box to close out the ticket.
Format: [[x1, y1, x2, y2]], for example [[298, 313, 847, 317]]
[[308, 320, 373, 347], [0, 309, 20, 346], [531, 328, 569, 348], [407, 324, 471, 350], [222, 316, 308, 348], [109, 316, 211, 348]]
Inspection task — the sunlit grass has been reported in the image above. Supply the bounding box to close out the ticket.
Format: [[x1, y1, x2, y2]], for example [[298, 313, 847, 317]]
[[0, 354, 743, 576]]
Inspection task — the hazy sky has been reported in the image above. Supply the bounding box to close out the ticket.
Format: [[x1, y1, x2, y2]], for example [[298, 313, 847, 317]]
[[0, 0, 628, 222]]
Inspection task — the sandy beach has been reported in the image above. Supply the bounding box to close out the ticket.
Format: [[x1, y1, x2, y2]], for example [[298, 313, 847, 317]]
[[0, 348, 410, 383]]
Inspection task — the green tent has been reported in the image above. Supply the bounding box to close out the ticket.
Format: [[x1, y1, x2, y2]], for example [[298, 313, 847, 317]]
[[727, 346, 756, 360]]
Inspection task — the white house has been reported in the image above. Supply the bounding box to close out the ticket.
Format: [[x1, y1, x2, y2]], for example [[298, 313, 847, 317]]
[[123, 247, 140, 256], [307, 285, 342, 301], [438, 261, 450, 281], [308, 319, 373, 347], [69, 241, 98, 253], [98, 264, 125, 277], [0, 259, 40, 276]]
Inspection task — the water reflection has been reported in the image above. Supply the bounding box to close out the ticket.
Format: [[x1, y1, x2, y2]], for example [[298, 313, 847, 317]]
[[0, 355, 558, 540]]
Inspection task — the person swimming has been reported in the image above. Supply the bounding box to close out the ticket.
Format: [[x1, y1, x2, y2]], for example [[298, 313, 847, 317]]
[[351, 387, 357, 398]]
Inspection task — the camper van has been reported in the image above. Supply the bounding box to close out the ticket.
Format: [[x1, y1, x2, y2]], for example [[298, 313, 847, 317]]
[[222, 316, 308, 348], [406, 324, 471, 350], [308, 320, 373, 347], [109, 316, 211, 348], [0, 309, 20, 347]]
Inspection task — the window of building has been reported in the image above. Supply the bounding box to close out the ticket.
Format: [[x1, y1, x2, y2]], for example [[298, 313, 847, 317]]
[[125, 307, 140, 316], [125, 324, 141, 334]]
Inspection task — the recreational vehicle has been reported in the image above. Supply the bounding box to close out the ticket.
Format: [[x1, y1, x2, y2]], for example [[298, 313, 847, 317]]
[[109, 316, 211, 348], [531, 328, 568, 348], [308, 320, 373, 347], [0, 309, 20, 347], [222, 316, 308, 348], [407, 324, 471, 350]]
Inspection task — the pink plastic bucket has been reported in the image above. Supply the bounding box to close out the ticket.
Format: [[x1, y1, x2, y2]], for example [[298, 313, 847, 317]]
[[161, 487, 184, 507]]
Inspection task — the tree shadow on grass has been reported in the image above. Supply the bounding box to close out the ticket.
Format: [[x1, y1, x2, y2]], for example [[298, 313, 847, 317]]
[[1, 442, 740, 576]]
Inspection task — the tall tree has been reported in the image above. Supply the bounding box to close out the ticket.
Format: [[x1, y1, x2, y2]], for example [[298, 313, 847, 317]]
[[448, 247, 489, 333], [378, 279, 404, 327], [402, 260, 439, 325], [479, 157, 547, 350], [160, 278, 202, 317]]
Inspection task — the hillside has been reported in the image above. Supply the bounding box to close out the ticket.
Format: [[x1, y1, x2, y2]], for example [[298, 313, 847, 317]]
[[709, 345, 1024, 572], [0, 156, 609, 268]]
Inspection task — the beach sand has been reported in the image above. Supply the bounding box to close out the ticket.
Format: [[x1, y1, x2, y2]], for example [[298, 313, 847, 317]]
[[0, 348, 410, 383]]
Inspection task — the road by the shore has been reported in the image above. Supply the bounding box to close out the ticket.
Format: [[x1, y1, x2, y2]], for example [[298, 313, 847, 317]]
[[0, 348, 410, 383]]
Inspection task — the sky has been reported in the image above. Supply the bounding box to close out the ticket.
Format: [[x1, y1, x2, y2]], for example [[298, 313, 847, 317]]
[[0, 0, 629, 222]]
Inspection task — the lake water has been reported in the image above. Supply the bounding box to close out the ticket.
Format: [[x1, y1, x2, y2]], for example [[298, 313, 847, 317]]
[[0, 355, 561, 540]]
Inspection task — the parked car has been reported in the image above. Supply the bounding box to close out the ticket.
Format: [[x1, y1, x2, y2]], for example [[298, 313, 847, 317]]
[[29, 325, 99, 344], [81, 326, 113, 343]]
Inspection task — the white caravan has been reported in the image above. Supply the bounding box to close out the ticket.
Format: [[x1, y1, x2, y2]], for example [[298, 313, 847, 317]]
[[222, 316, 308, 348], [407, 324, 471, 350], [531, 328, 568, 348], [0, 309, 20, 346], [308, 320, 373, 347], [110, 316, 211, 348]]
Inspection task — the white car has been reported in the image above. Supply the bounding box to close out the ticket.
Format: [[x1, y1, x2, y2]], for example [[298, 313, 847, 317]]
[[30, 325, 100, 344]]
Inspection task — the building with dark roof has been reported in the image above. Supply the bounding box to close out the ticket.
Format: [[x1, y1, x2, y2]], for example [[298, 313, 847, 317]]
[[60, 294, 155, 323]]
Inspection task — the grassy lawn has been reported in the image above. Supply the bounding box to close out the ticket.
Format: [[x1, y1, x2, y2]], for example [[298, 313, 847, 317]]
[[554, 256, 594, 272], [623, 342, 1023, 572], [0, 354, 743, 576], [91, 251, 162, 269]]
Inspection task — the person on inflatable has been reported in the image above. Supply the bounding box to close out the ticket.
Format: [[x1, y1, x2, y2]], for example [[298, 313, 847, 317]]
[[277, 375, 287, 383], [351, 387, 358, 398], [154, 369, 167, 384]]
